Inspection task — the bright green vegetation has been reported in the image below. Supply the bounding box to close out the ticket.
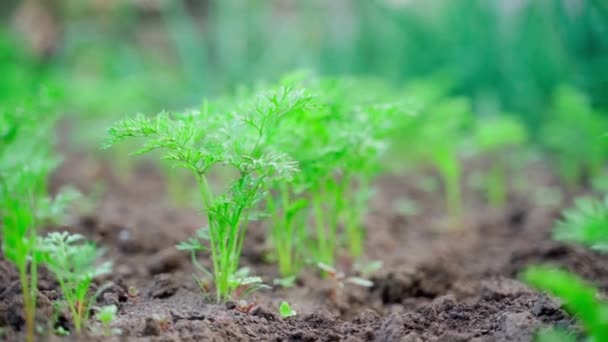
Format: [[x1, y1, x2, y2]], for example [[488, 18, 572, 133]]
[[522, 266, 608, 342], [401, 93, 472, 222], [39, 232, 112, 333], [279, 301, 297, 318], [523, 194, 608, 340], [106, 83, 310, 302], [474, 115, 528, 207], [266, 77, 405, 274], [554, 196, 608, 252], [540, 86, 608, 188], [106, 76, 402, 292], [0, 65, 61, 341]]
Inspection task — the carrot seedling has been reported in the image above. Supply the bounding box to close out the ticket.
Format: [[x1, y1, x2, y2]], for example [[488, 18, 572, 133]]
[[474, 115, 527, 207], [0, 92, 61, 342], [405, 97, 472, 223], [274, 78, 405, 268], [540, 86, 608, 189], [279, 301, 296, 318], [522, 266, 608, 341], [553, 196, 608, 252], [39, 232, 112, 333], [106, 84, 310, 302]]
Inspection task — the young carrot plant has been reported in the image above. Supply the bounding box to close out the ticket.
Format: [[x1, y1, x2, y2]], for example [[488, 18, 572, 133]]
[[540, 86, 608, 189], [106, 84, 310, 302], [522, 266, 608, 341], [273, 78, 403, 268], [553, 196, 608, 252], [39, 232, 112, 334], [474, 115, 527, 207], [404, 97, 472, 223], [0, 92, 60, 342]]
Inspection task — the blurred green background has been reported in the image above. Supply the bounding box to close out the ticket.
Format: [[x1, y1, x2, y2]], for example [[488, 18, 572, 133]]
[[2, 0, 607, 143]]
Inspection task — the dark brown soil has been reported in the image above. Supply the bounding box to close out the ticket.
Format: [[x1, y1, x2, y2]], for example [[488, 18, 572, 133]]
[[0, 153, 601, 341]]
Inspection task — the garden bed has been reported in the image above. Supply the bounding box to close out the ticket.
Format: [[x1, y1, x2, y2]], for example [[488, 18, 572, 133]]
[[2, 152, 602, 341]]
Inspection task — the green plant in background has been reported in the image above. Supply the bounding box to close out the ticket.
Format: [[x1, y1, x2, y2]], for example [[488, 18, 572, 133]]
[[270, 77, 404, 270], [522, 266, 608, 342], [39, 232, 112, 334], [0, 84, 60, 342], [553, 196, 608, 252], [540, 86, 608, 189], [106, 83, 310, 302], [403, 95, 472, 223], [474, 115, 528, 207]]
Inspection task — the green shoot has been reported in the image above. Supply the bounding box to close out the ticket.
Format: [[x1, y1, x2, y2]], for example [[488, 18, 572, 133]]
[[106, 83, 309, 302], [271, 77, 405, 270], [39, 232, 112, 333], [95, 305, 120, 337], [553, 196, 608, 252], [279, 301, 297, 318], [540, 86, 608, 188], [404, 97, 472, 223], [474, 115, 527, 207], [522, 266, 608, 341], [0, 89, 60, 342]]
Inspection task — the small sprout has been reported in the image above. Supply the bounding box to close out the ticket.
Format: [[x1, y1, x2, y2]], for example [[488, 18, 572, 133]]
[[279, 301, 297, 318], [55, 326, 70, 337], [39, 232, 112, 333], [231, 268, 271, 300], [127, 286, 140, 298], [95, 305, 120, 336]]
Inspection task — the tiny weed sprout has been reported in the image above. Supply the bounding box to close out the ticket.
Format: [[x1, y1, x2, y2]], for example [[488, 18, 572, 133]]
[[279, 301, 296, 318], [522, 266, 608, 341], [553, 196, 608, 252], [39, 232, 112, 333], [540, 86, 608, 188], [106, 83, 309, 302], [95, 305, 119, 336], [474, 115, 527, 208]]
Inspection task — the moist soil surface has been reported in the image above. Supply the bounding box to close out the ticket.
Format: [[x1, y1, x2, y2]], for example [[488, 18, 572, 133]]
[[1, 153, 604, 341]]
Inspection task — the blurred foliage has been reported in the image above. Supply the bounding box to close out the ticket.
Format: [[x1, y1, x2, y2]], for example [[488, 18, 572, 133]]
[[2, 0, 606, 128]]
